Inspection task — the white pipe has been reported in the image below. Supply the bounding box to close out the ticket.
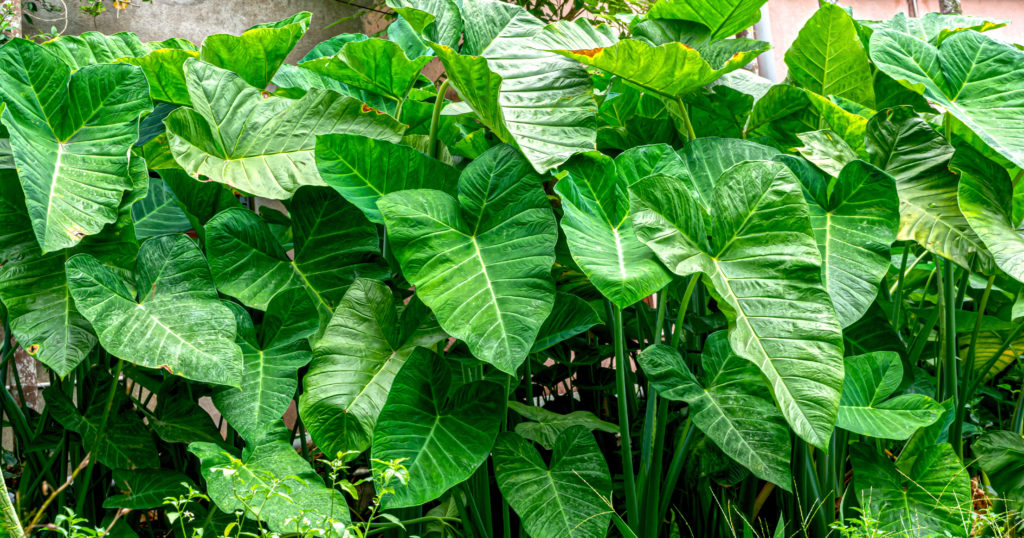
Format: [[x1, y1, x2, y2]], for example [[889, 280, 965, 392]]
[[753, 4, 778, 82]]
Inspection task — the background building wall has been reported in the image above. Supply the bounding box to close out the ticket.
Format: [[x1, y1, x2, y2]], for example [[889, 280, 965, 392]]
[[23, 0, 388, 62]]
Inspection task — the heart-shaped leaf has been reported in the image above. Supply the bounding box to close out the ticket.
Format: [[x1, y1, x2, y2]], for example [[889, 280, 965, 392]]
[[493, 427, 612, 538], [164, 59, 405, 199], [638, 332, 791, 489], [785, 158, 900, 326], [213, 289, 317, 444], [199, 12, 311, 89], [785, 3, 875, 107], [371, 348, 505, 508], [0, 38, 152, 252], [315, 133, 459, 224], [300, 279, 446, 459], [507, 402, 617, 450], [299, 38, 432, 101], [837, 352, 943, 439], [67, 234, 243, 386], [866, 106, 990, 271], [206, 187, 384, 316], [647, 0, 769, 41], [871, 29, 1024, 171], [378, 145, 557, 373], [555, 151, 672, 308], [630, 161, 844, 448]]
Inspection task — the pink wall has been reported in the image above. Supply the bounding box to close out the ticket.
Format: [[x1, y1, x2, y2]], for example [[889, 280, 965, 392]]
[[763, 0, 1024, 81]]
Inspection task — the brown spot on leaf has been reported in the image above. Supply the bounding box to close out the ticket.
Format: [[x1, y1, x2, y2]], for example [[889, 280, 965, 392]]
[[261, 90, 273, 99], [25, 344, 39, 355], [360, 104, 383, 115], [157, 364, 174, 374], [572, 48, 604, 58]]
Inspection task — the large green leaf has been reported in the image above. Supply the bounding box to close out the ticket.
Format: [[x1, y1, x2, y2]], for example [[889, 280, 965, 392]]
[[199, 12, 311, 89], [788, 158, 899, 326], [507, 401, 617, 450], [630, 161, 844, 448], [206, 187, 383, 315], [647, 0, 768, 41], [164, 59, 405, 200], [299, 279, 446, 459], [66, 234, 243, 386], [867, 12, 1006, 44], [837, 352, 942, 439], [132, 176, 192, 239], [371, 348, 504, 508], [870, 29, 1024, 171], [104, 469, 194, 509], [677, 137, 780, 211], [555, 151, 672, 308], [385, 0, 463, 50], [784, 3, 874, 107], [974, 431, 1024, 509], [852, 443, 971, 537], [553, 38, 768, 100], [213, 289, 317, 444], [531, 292, 601, 353], [493, 427, 612, 538], [638, 332, 791, 489], [0, 38, 152, 252], [378, 145, 556, 374], [431, 9, 616, 173], [298, 38, 431, 101], [189, 426, 349, 536], [120, 49, 199, 106], [0, 176, 138, 376], [747, 84, 867, 153], [954, 145, 1024, 283], [41, 31, 152, 69], [314, 134, 459, 224], [866, 106, 990, 271]]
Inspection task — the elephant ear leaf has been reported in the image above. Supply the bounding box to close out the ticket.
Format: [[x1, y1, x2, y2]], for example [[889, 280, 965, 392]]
[[954, 145, 1024, 284], [164, 59, 405, 200], [837, 352, 943, 439], [371, 348, 505, 508], [67, 234, 243, 386], [974, 431, 1024, 510], [493, 427, 612, 538], [870, 29, 1024, 171], [199, 12, 311, 89], [315, 133, 460, 224], [378, 145, 557, 374], [630, 161, 844, 449], [213, 289, 318, 444], [300, 279, 446, 460], [507, 401, 617, 450], [189, 424, 350, 536], [555, 152, 672, 309], [430, 5, 616, 173], [784, 3, 875, 108], [206, 187, 384, 318], [638, 333, 792, 490], [298, 38, 432, 101], [787, 158, 899, 327], [553, 38, 768, 100], [647, 0, 769, 41], [852, 442, 971, 537], [0, 38, 152, 252], [866, 106, 991, 271]]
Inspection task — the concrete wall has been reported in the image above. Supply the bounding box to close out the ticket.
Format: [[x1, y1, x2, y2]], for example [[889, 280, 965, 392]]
[[761, 0, 1024, 81], [23, 0, 389, 62]]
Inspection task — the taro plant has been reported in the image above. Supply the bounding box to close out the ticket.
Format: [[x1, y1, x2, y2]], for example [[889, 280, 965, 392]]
[[2, 0, 1024, 537]]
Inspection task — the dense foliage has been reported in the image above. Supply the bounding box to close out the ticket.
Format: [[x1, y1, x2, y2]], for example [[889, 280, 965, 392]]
[[1, 0, 1024, 536]]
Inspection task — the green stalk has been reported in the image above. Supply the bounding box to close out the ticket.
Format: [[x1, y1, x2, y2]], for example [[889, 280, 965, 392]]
[[951, 274, 994, 458], [427, 79, 451, 160], [891, 246, 911, 330], [937, 259, 958, 403], [658, 419, 694, 526], [675, 97, 697, 141], [608, 302, 639, 532], [75, 359, 124, 514]]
